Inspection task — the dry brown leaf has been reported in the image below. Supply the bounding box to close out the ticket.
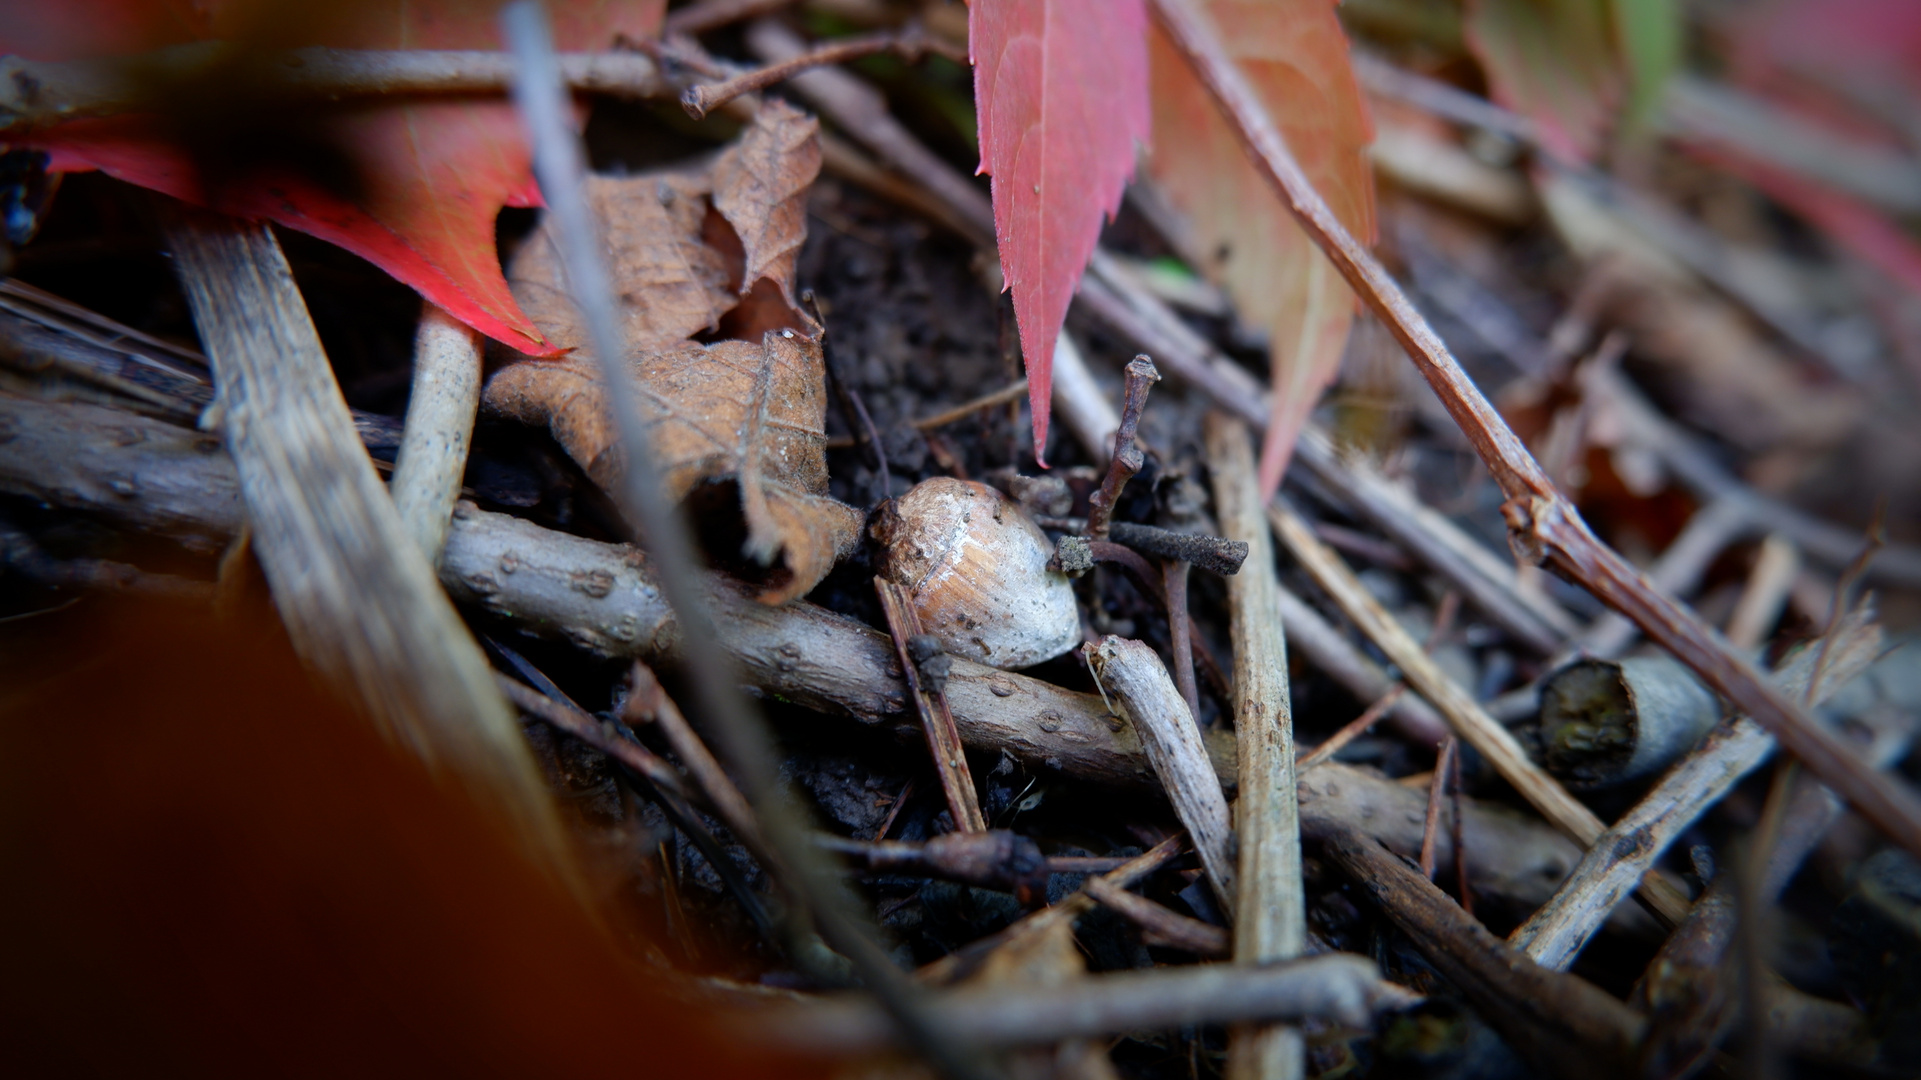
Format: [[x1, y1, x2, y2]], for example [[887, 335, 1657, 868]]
[[712, 99, 822, 305], [508, 171, 734, 353], [486, 332, 860, 604], [483, 115, 857, 605]]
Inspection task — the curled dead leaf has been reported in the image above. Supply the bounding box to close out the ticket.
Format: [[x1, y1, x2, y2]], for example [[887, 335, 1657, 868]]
[[484, 110, 856, 604], [486, 332, 860, 605]]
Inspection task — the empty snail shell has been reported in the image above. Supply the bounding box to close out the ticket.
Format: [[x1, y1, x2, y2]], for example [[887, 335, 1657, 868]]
[[871, 477, 1080, 670]]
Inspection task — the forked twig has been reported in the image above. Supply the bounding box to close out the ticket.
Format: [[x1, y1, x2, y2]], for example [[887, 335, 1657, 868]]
[[1150, 0, 1921, 861], [1084, 355, 1159, 540], [682, 28, 961, 119]]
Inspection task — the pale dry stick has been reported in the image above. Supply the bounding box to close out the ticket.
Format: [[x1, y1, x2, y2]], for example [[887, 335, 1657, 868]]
[[0, 393, 1642, 928], [875, 578, 988, 833], [389, 306, 483, 564], [682, 28, 959, 119], [1419, 738, 1459, 880], [625, 662, 766, 855], [1152, 0, 1921, 860], [1084, 636, 1238, 917], [1726, 535, 1801, 653], [1205, 411, 1306, 1080], [756, 952, 1418, 1054], [0, 44, 667, 132], [1269, 500, 1694, 926], [161, 209, 576, 885], [1509, 609, 1884, 970], [500, 10, 983, 1079]]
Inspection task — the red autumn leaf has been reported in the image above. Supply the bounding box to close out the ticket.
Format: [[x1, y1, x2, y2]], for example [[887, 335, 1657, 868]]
[[2, 0, 666, 355], [1143, 0, 1375, 493], [970, 0, 1150, 465]]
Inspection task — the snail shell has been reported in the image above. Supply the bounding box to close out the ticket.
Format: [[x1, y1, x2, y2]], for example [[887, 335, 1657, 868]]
[[872, 477, 1080, 670]]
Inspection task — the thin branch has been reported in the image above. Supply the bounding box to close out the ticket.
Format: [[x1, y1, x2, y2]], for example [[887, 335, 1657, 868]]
[[682, 29, 960, 120], [1206, 412, 1307, 1080], [0, 44, 667, 132], [1296, 686, 1409, 771], [1420, 738, 1459, 880], [1082, 873, 1230, 956], [1084, 355, 1159, 540], [1151, 0, 1921, 860], [1163, 559, 1201, 720], [390, 305, 482, 564], [753, 952, 1418, 1054], [876, 578, 988, 833], [624, 662, 767, 857]]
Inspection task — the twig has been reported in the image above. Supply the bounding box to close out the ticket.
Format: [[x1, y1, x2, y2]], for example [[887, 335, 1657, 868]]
[[623, 662, 766, 856], [1205, 412, 1307, 1080], [682, 29, 960, 120], [390, 305, 482, 564], [1044, 518, 1249, 578], [162, 207, 574, 884], [1152, 0, 1921, 861], [0, 44, 667, 132], [499, 9, 983, 1078], [1163, 559, 1201, 720], [1082, 874, 1229, 956], [1508, 608, 1884, 970], [875, 578, 988, 833], [1084, 635, 1238, 917], [1450, 740, 1473, 918], [815, 831, 1049, 903], [1420, 738, 1459, 880], [1084, 355, 1159, 540], [1311, 820, 1643, 1080], [750, 952, 1419, 1054], [1269, 499, 1694, 924], [746, 20, 995, 240], [1296, 686, 1409, 771]]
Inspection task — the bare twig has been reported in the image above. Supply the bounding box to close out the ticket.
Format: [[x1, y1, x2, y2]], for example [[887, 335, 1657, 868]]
[[1084, 356, 1159, 540], [1296, 686, 1410, 771], [1509, 609, 1884, 969], [815, 831, 1048, 902], [1206, 412, 1306, 1080], [751, 952, 1418, 1054], [623, 662, 765, 856], [682, 29, 959, 119], [1151, 0, 1921, 860], [500, 9, 982, 1078], [876, 578, 988, 833], [1082, 873, 1230, 956], [1084, 635, 1238, 917], [1163, 559, 1201, 721], [390, 306, 482, 564], [162, 208, 574, 883], [1420, 738, 1459, 880], [0, 44, 666, 132]]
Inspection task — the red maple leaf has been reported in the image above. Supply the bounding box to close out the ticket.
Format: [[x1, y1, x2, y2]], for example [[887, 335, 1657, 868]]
[[970, 0, 1150, 465], [1, 0, 665, 355]]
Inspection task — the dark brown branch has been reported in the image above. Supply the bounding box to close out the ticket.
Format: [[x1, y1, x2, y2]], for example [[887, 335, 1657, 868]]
[[624, 662, 767, 857], [815, 831, 1049, 903], [1082, 873, 1230, 956], [1084, 356, 1160, 539], [1150, 0, 1921, 861], [1420, 738, 1459, 880], [1311, 820, 1643, 1080], [1163, 559, 1201, 720]]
